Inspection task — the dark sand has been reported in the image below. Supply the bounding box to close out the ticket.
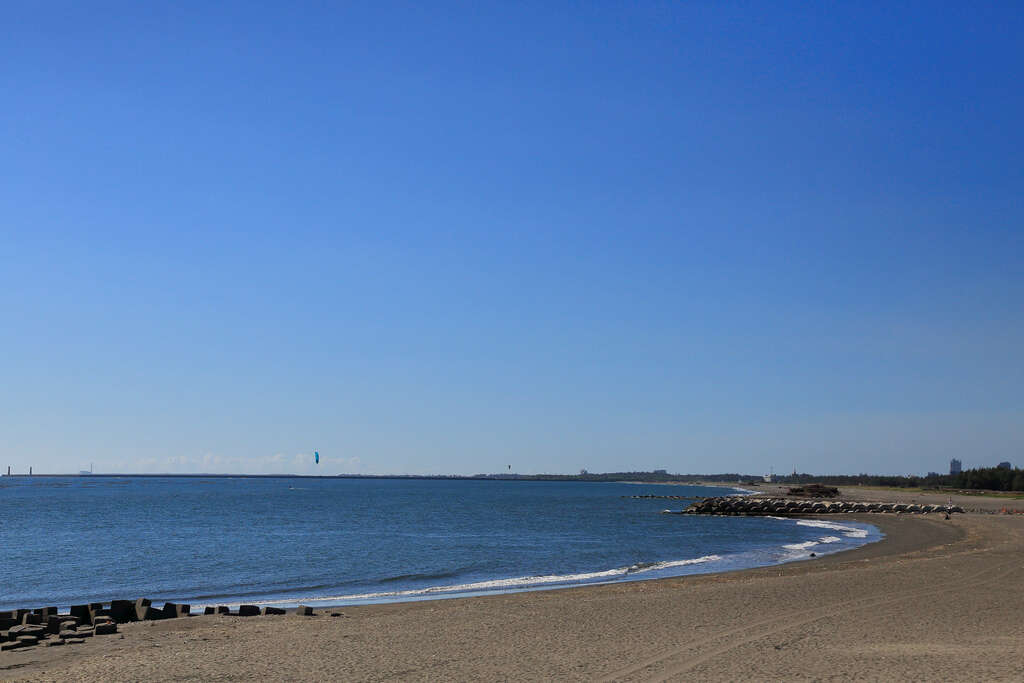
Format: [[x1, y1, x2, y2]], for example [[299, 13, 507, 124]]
[[3, 489, 1023, 681]]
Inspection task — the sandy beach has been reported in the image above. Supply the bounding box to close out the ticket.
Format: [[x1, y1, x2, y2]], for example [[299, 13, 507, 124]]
[[4, 488, 1023, 682]]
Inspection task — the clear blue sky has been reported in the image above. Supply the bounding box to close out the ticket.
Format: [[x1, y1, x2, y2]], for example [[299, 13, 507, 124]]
[[2, 2, 1021, 476]]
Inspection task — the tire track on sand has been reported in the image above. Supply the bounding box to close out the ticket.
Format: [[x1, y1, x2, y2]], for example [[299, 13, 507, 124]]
[[599, 554, 1019, 682]]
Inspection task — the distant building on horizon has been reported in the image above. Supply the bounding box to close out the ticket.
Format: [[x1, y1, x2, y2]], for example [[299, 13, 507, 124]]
[[950, 458, 962, 475], [997, 461, 1012, 470]]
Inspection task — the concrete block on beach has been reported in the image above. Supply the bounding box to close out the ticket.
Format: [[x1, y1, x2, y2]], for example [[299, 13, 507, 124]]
[[33, 607, 58, 619], [110, 599, 138, 623], [139, 606, 164, 620], [162, 602, 191, 619], [20, 612, 41, 625], [262, 607, 286, 615], [45, 616, 65, 634], [16, 635, 39, 647], [217, 606, 230, 614], [70, 605, 93, 625], [296, 605, 314, 616], [8, 624, 45, 640], [0, 618, 17, 630], [45, 638, 65, 647], [1, 640, 25, 651], [204, 606, 216, 615], [238, 605, 260, 617], [94, 622, 117, 635], [135, 598, 154, 621]]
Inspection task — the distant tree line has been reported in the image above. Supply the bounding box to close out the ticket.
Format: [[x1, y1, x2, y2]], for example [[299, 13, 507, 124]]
[[470, 467, 1024, 491], [946, 467, 1024, 492], [769, 467, 1024, 492], [556, 467, 1024, 491]]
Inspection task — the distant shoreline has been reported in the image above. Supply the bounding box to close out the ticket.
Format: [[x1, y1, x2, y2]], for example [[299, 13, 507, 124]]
[[0, 473, 747, 483]]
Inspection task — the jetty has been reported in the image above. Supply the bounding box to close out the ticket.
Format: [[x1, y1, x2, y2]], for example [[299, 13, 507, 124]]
[[671, 497, 964, 516]]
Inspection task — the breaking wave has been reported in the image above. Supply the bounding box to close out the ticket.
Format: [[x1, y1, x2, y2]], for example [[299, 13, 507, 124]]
[[782, 535, 842, 551], [240, 555, 723, 607], [795, 519, 869, 538]]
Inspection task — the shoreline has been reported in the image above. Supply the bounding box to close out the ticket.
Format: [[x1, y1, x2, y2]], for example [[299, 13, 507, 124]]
[[2, 513, 882, 615], [190, 515, 879, 611], [263, 514, 888, 613], [4, 495, 1022, 681], [0, 480, 817, 614]]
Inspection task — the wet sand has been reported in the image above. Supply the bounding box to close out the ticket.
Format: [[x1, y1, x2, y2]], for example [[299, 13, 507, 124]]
[[4, 491, 1023, 681]]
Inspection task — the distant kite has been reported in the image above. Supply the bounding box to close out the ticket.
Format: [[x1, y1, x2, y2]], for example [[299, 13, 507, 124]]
[[315, 451, 320, 465]]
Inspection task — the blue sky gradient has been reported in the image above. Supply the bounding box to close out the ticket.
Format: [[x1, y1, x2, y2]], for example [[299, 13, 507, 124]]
[[2, 2, 1022, 475]]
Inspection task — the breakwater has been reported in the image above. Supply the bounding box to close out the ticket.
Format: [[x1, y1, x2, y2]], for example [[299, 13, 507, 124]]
[[0, 600, 326, 654], [675, 497, 964, 516]]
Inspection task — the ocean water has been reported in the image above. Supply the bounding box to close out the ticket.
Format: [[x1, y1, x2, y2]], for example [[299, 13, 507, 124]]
[[0, 477, 880, 611]]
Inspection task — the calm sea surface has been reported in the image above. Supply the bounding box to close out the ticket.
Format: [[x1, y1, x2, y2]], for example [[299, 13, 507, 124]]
[[0, 477, 880, 611]]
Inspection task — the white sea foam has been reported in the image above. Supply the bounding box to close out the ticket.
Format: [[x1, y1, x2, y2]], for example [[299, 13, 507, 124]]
[[726, 487, 760, 496], [782, 540, 819, 550], [222, 555, 724, 608], [782, 535, 843, 551], [795, 519, 869, 538], [643, 555, 723, 571]]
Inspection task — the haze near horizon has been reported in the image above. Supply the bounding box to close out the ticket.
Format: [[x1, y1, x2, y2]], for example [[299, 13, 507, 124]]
[[2, 2, 1021, 477]]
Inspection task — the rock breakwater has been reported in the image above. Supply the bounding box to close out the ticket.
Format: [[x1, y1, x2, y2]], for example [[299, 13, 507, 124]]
[[675, 497, 964, 516]]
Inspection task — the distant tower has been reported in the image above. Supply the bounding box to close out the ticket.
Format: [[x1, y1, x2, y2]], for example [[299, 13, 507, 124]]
[[950, 458, 962, 475]]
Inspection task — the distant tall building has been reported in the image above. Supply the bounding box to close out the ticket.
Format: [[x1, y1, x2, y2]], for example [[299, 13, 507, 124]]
[[997, 461, 1012, 470], [950, 458, 962, 475]]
